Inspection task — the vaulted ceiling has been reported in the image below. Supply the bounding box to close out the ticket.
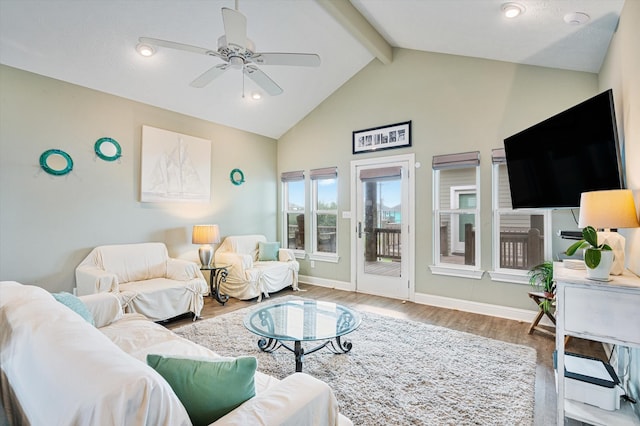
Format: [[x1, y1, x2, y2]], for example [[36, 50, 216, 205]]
[[0, 0, 625, 139]]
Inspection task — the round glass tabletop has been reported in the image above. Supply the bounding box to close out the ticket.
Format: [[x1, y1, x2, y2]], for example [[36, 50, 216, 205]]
[[243, 299, 361, 342]]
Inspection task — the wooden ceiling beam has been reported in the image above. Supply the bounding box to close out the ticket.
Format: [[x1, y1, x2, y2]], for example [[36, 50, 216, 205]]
[[316, 0, 393, 65]]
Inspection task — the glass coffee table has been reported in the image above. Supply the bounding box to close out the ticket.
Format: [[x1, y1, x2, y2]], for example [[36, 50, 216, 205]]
[[243, 299, 361, 373]]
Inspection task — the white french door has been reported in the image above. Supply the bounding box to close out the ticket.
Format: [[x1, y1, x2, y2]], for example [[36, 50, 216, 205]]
[[351, 154, 414, 300]]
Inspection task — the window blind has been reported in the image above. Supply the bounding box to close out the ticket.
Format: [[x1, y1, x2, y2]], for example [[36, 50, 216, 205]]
[[359, 166, 402, 181], [280, 170, 305, 182], [310, 167, 337, 180], [432, 151, 480, 170], [491, 148, 506, 165]]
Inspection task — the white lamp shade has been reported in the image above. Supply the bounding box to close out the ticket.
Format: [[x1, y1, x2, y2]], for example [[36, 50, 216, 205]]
[[578, 189, 640, 229], [192, 224, 221, 244]]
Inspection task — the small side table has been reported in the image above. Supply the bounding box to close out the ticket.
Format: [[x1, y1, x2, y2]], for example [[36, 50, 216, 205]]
[[527, 291, 570, 345], [201, 265, 230, 305], [527, 291, 556, 337]]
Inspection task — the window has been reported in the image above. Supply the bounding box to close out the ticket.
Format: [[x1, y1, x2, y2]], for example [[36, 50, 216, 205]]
[[431, 151, 482, 278], [310, 167, 338, 261], [281, 170, 305, 253], [490, 148, 551, 283]]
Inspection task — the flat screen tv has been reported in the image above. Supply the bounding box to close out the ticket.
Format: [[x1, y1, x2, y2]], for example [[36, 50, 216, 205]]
[[504, 89, 624, 209]]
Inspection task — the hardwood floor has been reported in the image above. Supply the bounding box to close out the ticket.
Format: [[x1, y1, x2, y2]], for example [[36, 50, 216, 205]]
[[167, 284, 605, 426]]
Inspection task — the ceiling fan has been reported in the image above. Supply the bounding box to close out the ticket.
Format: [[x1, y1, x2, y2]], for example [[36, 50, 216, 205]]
[[139, 2, 321, 96]]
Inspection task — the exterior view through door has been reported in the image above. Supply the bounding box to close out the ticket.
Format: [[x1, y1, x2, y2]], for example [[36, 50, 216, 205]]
[[352, 155, 413, 300]]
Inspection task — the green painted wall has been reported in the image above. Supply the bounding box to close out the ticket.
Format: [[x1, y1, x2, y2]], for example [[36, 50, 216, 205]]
[[0, 65, 277, 292], [278, 48, 598, 310]]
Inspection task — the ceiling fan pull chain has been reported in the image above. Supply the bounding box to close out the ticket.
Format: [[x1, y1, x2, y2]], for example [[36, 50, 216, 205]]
[[242, 65, 245, 98]]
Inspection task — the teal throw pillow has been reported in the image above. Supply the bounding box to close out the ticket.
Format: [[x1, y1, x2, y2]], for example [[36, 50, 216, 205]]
[[52, 292, 95, 326], [258, 241, 280, 261], [147, 354, 257, 426]]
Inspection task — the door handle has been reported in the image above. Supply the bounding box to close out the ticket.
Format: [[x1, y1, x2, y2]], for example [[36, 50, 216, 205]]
[[358, 222, 362, 238]]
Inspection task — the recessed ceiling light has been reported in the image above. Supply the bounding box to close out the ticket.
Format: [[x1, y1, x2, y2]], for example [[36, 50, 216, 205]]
[[502, 2, 525, 19], [251, 92, 262, 100], [563, 12, 590, 25], [136, 43, 155, 57]]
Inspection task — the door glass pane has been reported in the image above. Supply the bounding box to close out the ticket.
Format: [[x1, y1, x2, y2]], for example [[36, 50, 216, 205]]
[[362, 176, 401, 277]]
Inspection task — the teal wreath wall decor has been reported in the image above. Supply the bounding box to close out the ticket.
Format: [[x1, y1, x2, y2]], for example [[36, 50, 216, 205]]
[[230, 168, 245, 186], [40, 149, 73, 176], [94, 137, 122, 161]]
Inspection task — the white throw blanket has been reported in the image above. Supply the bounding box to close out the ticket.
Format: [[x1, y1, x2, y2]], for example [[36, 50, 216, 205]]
[[0, 281, 190, 426]]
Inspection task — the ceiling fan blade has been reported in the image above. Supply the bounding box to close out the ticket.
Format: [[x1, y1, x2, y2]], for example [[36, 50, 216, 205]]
[[139, 37, 220, 58], [221, 7, 247, 49], [251, 53, 321, 67], [190, 64, 229, 88], [244, 65, 283, 96]]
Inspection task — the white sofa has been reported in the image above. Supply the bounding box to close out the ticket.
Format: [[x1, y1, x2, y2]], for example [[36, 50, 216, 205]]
[[0, 281, 352, 426], [76, 242, 208, 321], [214, 235, 299, 301]]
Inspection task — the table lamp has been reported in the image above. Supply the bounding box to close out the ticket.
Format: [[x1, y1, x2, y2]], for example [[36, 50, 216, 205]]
[[192, 224, 220, 267], [578, 189, 639, 275]]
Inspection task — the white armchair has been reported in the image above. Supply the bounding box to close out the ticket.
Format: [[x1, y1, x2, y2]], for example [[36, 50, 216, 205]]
[[75, 242, 208, 321], [214, 235, 299, 301]]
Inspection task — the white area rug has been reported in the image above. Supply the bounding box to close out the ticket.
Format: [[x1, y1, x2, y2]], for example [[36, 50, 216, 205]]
[[174, 298, 536, 425]]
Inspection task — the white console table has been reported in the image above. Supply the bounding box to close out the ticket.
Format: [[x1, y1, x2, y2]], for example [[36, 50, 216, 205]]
[[554, 262, 640, 425]]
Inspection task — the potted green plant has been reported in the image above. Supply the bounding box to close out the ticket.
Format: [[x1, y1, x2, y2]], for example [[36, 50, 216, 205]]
[[565, 225, 614, 280], [528, 261, 555, 312]]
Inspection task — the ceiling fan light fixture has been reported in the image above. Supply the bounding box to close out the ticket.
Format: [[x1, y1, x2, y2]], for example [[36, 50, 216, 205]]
[[136, 43, 155, 57], [502, 2, 525, 19], [229, 56, 244, 69], [251, 91, 262, 100]]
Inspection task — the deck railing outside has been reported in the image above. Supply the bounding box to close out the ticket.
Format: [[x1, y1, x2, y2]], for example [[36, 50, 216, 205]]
[[291, 222, 540, 269], [461, 226, 543, 269], [374, 228, 401, 260], [499, 228, 543, 269]]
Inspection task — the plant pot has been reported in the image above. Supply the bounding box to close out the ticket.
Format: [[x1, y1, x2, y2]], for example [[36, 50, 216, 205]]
[[585, 249, 614, 281]]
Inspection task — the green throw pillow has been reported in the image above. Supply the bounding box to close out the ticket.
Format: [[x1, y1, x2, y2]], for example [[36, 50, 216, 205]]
[[52, 292, 95, 326], [258, 241, 280, 261], [147, 354, 257, 426]]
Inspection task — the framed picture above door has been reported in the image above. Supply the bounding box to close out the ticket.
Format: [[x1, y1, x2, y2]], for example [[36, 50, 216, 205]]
[[352, 121, 411, 154]]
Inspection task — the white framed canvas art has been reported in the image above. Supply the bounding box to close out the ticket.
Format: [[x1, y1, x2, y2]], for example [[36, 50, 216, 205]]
[[140, 125, 211, 203]]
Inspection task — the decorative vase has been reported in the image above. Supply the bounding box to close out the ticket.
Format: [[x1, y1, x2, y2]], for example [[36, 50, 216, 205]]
[[585, 249, 614, 281]]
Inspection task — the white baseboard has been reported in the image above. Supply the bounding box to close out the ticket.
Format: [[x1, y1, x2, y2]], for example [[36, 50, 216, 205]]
[[413, 292, 555, 327], [298, 277, 552, 327], [298, 275, 354, 292]]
